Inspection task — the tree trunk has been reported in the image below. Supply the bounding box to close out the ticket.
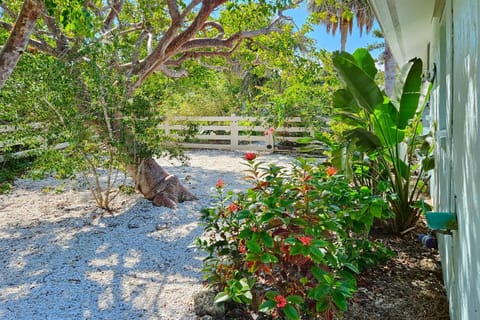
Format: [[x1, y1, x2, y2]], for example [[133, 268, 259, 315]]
[[0, 0, 44, 89], [127, 158, 197, 209], [383, 45, 396, 97]]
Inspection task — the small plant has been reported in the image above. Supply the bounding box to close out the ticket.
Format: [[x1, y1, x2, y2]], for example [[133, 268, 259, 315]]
[[197, 154, 392, 319]]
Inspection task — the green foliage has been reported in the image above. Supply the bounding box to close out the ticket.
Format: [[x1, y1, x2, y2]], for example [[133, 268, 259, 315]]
[[197, 156, 393, 319], [330, 48, 435, 232]]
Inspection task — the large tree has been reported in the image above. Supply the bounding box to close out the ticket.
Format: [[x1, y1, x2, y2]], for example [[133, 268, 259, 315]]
[[0, 0, 297, 207]]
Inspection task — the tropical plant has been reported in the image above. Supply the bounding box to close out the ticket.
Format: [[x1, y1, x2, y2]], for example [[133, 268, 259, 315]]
[[197, 154, 392, 319], [330, 48, 435, 232]]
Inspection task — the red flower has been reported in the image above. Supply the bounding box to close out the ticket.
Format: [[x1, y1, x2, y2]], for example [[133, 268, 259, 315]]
[[264, 127, 275, 136], [298, 236, 312, 246], [260, 264, 272, 274], [228, 203, 239, 212], [244, 152, 256, 161], [215, 179, 225, 188], [326, 166, 338, 176], [275, 295, 287, 308], [239, 242, 247, 254]]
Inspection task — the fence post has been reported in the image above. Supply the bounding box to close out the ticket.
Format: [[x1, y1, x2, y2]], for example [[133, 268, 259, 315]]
[[164, 118, 171, 136], [230, 115, 239, 150]]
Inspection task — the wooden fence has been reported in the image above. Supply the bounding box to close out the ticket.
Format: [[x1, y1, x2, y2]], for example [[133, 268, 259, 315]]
[[159, 116, 314, 152], [0, 116, 314, 162]]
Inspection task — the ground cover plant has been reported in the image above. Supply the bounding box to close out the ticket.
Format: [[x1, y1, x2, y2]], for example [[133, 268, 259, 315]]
[[197, 153, 393, 319]]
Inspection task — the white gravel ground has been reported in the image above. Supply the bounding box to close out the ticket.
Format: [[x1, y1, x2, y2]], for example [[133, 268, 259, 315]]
[[0, 150, 294, 320]]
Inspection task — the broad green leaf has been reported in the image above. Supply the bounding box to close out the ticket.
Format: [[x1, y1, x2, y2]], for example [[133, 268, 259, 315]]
[[372, 103, 401, 147], [309, 246, 325, 263], [259, 300, 276, 313], [283, 304, 300, 320], [311, 265, 328, 281], [261, 253, 279, 263], [286, 295, 304, 305], [332, 89, 360, 114], [259, 232, 274, 248], [353, 48, 378, 79], [343, 262, 360, 274], [332, 51, 384, 114], [214, 292, 230, 304], [422, 157, 435, 171], [246, 239, 262, 254], [332, 292, 348, 311], [395, 58, 423, 129], [308, 284, 330, 300], [316, 300, 330, 313], [345, 128, 382, 152]]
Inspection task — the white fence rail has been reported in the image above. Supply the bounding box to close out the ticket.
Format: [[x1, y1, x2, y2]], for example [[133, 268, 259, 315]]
[[0, 116, 314, 162], [159, 116, 314, 152]]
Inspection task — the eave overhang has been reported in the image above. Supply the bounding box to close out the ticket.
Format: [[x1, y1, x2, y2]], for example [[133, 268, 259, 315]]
[[369, 0, 441, 65]]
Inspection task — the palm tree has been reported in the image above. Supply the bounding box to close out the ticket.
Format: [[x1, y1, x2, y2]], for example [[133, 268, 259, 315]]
[[307, 0, 374, 51], [308, 0, 396, 96]]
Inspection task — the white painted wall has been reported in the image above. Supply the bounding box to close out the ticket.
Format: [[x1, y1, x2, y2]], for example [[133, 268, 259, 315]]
[[431, 0, 480, 318]]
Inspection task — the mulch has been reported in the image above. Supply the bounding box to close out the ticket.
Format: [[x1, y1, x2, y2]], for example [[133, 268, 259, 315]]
[[344, 223, 450, 320]]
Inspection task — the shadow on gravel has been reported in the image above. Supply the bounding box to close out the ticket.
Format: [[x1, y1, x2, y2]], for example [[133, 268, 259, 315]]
[[0, 151, 296, 319]]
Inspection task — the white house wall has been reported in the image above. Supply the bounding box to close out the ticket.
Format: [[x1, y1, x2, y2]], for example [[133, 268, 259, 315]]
[[449, 0, 480, 318], [432, 0, 480, 318]]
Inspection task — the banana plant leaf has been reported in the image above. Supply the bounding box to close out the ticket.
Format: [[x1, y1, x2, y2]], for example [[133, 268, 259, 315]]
[[391, 58, 423, 129], [332, 51, 383, 114]]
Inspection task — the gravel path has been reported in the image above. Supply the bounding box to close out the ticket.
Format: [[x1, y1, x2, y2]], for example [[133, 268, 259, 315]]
[[0, 150, 294, 320]]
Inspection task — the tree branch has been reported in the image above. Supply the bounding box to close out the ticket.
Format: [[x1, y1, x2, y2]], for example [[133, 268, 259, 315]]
[[202, 21, 225, 38], [103, 0, 123, 32], [131, 0, 226, 90], [167, 0, 180, 21], [0, 4, 17, 20], [0, 0, 44, 88], [157, 65, 188, 78]]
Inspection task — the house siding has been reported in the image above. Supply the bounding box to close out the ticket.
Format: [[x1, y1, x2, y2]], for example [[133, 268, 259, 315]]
[[432, 0, 480, 318]]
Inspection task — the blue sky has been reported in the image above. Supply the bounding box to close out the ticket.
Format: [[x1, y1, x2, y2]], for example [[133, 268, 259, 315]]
[[286, 4, 382, 54]]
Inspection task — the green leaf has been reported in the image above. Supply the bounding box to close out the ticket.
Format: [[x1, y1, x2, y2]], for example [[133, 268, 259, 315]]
[[353, 48, 378, 79], [214, 292, 230, 304], [393, 58, 423, 129], [283, 304, 300, 320], [259, 232, 274, 248], [308, 284, 330, 300], [311, 239, 329, 247], [343, 262, 360, 274], [345, 128, 382, 152], [316, 300, 330, 313], [265, 291, 280, 300], [372, 102, 402, 147], [309, 246, 325, 263], [332, 51, 384, 114], [332, 292, 348, 311], [286, 295, 304, 305], [422, 156, 435, 171], [261, 253, 279, 263], [259, 300, 276, 313], [332, 89, 359, 114], [246, 239, 262, 254], [311, 265, 328, 281]]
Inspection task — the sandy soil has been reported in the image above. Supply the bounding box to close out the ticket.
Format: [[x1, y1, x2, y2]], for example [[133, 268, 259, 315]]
[[0, 150, 294, 320]]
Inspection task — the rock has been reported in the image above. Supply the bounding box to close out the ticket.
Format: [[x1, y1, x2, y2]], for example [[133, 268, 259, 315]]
[[193, 288, 225, 319], [131, 158, 197, 208]]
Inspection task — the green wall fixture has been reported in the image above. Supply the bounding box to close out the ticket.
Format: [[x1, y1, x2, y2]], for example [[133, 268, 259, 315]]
[[421, 200, 457, 232]]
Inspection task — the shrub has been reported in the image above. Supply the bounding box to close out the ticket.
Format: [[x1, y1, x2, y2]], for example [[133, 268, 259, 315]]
[[196, 155, 393, 319]]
